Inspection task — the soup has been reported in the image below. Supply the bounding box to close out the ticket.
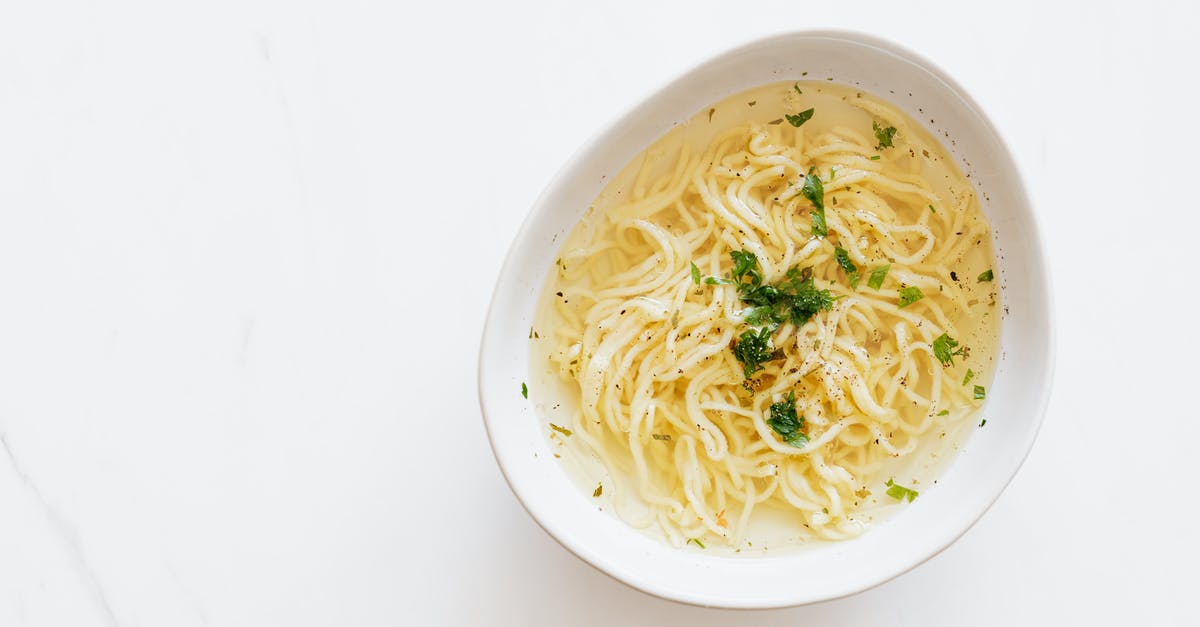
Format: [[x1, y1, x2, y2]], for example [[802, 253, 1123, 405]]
[[528, 81, 998, 551]]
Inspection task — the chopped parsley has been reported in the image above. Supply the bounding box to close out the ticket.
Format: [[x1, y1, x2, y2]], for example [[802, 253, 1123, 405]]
[[885, 479, 918, 502], [867, 264, 890, 290], [724, 252, 834, 378], [800, 171, 827, 237], [932, 333, 964, 367], [794, 83, 803, 95], [651, 433, 672, 441], [593, 484, 603, 497], [549, 423, 572, 437], [834, 247, 859, 287], [978, 269, 994, 282], [785, 108, 815, 127], [687, 538, 706, 549], [962, 369, 975, 386], [873, 121, 897, 150], [929, 204, 937, 213], [897, 286, 924, 308], [704, 276, 735, 286], [974, 385, 986, 400], [868, 155, 881, 161], [521, 382, 528, 399], [732, 326, 775, 378], [766, 392, 808, 447], [979, 419, 987, 427], [690, 261, 702, 285], [937, 409, 950, 416]]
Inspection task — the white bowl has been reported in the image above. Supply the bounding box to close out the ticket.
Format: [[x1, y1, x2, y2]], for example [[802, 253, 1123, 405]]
[[478, 30, 1053, 608]]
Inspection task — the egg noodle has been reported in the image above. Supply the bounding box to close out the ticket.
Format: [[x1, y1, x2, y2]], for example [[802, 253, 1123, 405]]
[[537, 82, 996, 548]]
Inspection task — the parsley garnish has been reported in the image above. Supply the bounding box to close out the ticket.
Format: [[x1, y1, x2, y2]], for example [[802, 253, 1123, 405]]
[[690, 261, 702, 285], [732, 326, 775, 378], [521, 382, 528, 398], [724, 252, 834, 378], [704, 276, 735, 286], [979, 419, 987, 427], [766, 392, 808, 447], [549, 423, 572, 437], [834, 247, 859, 287], [885, 478, 918, 502], [897, 286, 924, 308], [932, 333, 964, 367], [794, 83, 803, 96], [801, 171, 826, 237], [785, 108, 815, 127], [651, 433, 672, 441], [873, 121, 897, 150], [868, 155, 881, 161], [963, 369, 975, 386], [977, 269, 994, 282], [929, 204, 937, 213], [867, 265, 890, 290], [687, 538, 706, 549], [937, 409, 950, 416], [974, 385, 986, 400]]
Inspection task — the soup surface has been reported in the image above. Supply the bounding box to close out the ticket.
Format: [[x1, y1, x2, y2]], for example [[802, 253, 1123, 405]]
[[529, 80, 999, 551]]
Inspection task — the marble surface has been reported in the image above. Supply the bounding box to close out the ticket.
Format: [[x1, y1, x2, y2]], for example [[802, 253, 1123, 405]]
[[0, 1, 1195, 625]]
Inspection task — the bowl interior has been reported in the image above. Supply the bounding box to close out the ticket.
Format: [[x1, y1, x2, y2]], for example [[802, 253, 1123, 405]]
[[479, 30, 1052, 608]]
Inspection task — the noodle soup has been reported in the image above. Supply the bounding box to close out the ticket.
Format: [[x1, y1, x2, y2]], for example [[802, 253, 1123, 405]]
[[529, 81, 998, 551]]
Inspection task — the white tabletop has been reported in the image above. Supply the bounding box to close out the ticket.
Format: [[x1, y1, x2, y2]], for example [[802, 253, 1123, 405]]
[[0, 1, 1195, 625]]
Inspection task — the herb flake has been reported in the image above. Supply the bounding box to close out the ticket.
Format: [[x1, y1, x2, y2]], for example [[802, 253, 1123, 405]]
[[867, 265, 890, 290], [974, 385, 986, 400], [873, 121, 897, 150], [521, 382, 528, 399], [898, 286, 924, 308], [766, 392, 808, 447], [785, 108, 815, 127], [834, 247, 859, 287], [549, 423, 572, 437], [691, 261, 702, 285], [978, 269, 994, 282], [801, 171, 826, 237], [932, 333, 964, 367], [885, 478, 919, 502]]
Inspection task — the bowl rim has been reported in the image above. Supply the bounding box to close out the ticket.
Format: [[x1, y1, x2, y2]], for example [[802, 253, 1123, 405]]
[[478, 27, 1056, 608]]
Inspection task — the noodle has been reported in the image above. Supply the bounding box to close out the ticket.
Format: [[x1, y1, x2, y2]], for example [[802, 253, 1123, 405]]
[[534, 81, 998, 549]]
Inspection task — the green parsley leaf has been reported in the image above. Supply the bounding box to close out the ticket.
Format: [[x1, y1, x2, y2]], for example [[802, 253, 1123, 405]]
[[979, 419, 987, 427], [690, 261, 702, 285], [868, 155, 881, 161], [785, 108, 815, 127], [834, 247, 858, 286], [897, 286, 924, 308], [766, 391, 809, 447], [521, 382, 528, 399], [704, 276, 735, 286], [794, 83, 803, 96], [784, 272, 834, 326], [687, 538, 706, 549], [732, 326, 775, 378], [730, 250, 763, 288], [937, 409, 950, 416], [872, 121, 897, 150], [885, 478, 918, 502], [977, 269, 994, 282], [929, 204, 937, 213], [549, 423, 573, 437], [867, 265, 890, 290], [651, 433, 672, 441], [932, 333, 964, 367], [974, 385, 986, 400], [963, 369, 975, 386], [801, 171, 827, 237]]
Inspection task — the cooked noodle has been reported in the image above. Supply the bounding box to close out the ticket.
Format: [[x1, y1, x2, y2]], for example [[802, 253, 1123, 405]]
[[534, 81, 997, 549]]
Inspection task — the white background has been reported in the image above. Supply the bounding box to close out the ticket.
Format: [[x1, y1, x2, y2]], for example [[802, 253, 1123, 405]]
[[0, 1, 1196, 625]]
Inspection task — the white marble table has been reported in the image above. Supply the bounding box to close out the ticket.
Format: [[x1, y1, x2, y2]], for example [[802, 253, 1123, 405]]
[[0, 1, 1194, 625]]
